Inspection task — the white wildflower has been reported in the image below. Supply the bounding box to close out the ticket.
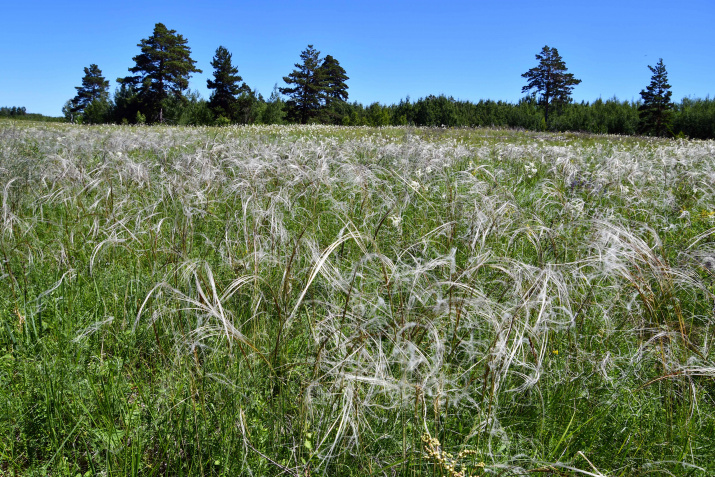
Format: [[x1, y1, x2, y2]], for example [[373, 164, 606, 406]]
[[525, 162, 537, 178]]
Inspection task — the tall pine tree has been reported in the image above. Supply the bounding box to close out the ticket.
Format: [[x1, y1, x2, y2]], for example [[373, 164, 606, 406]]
[[280, 45, 323, 124], [206, 46, 250, 121], [70, 64, 109, 116], [318, 55, 349, 106], [522, 46, 581, 124], [118, 23, 201, 123], [638, 58, 674, 137]]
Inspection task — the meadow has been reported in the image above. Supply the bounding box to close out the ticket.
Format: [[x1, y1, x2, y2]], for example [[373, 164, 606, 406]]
[[1, 121, 714, 476]]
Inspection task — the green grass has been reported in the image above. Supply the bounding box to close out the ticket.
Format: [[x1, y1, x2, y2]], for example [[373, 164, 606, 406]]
[[1, 121, 714, 476]]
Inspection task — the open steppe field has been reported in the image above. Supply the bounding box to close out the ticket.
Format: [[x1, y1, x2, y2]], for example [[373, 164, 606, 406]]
[[1, 121, 715, 476]]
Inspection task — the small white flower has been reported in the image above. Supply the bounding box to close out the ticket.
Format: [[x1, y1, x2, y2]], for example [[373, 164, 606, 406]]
[[524, 163, 537, 178], [410, 180, 420, 190], [389, 215, 402, 227]]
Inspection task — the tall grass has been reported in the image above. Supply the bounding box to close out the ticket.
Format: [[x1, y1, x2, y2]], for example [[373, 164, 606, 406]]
[[1, 122, 714, 476]]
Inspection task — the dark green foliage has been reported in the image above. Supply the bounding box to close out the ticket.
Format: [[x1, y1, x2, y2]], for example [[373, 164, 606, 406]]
[[313, 56, 349, 124], [333, 95, 653, 135], [81, 97, 113, 125], [261, 85, 286, 125], [69, 64, 110, 119], [163, 90, 214, 125], [280, 45, 324, 124], [522, 46, 582, 124], [318, 54, 349, 106], [235, 89, 264, 124], [366, 102, 392, 126], [206, 46, 250, 122], [0, 108, 63, 122], [672, 97, 715, 139], [0, 106, 27, 117], [391, 97, 413, 125], [111, 84, 140, 124], [118, 23, 201, 123], [414, 95, 456, 126], [638, 58, 674, 137], [113, 85, 215, 126], [339, 95, 543, 129], [550, 98, 640, 135], [280, 47, 349, 124]]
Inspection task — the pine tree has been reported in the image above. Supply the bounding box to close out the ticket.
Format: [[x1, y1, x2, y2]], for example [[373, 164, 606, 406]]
[[118, 23, 201, 123], [206, 46, 250, 121], [280, 45, 323, 123], [70, 64, 109, 115], [638, 58, 674, 137], [522, 46, 581, 124], [318, 55, 349, 106]]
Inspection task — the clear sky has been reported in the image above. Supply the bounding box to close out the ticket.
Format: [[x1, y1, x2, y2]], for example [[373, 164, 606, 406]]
[[2, 0, 713, 117]]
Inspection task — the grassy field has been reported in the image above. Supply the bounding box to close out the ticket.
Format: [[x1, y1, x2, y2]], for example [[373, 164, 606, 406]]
[[1, 120, 714, 476]]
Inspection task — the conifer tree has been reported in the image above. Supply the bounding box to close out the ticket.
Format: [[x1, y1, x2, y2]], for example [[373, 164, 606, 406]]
[[70, 64, 109, 115], [638, 58, 674, 137], [280, 45, 323, 123], [118, 23, 201, 123], [207, 46, 250, 121], [522, 46, 581, 124], [318, 55, 349, 106]]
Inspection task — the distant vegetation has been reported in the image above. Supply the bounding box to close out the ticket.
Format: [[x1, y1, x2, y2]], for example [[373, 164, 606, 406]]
[[9, 96, 715, 139], [0, 106, 64, 122], [7, 22, 715, 137]]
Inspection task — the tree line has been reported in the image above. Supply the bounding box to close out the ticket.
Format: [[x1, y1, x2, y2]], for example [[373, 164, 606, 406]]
[[0, 105, 65, 122], [0, 106, 27, 117], [52, 23, 715, 138]]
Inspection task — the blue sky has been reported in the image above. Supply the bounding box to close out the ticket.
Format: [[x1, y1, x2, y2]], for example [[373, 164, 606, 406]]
[[2, 0, 713, 116]]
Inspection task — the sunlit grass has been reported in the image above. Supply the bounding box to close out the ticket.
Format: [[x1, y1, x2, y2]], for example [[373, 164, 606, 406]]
[[1, 121, 714, 475]]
